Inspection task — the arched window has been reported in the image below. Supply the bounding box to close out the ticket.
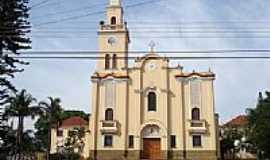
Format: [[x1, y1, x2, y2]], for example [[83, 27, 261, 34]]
[[105, 54, 110, 69], [112, 54, 117, 69], [148, 92, 156, 111], [192, 108, 200, 120], [105, 108, 113, 121], [111, 16, 116, 25]]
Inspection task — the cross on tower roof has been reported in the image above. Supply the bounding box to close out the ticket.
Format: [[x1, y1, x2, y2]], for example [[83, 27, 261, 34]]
[[149, 41, 156, 52], [109, 0, 121, 6]]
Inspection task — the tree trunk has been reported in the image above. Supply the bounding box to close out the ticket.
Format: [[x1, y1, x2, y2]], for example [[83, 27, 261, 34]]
[[18, 116, 24, 160], [47, 123, 51, 160], [0, 37, 3, 56], [17, 116, 22, 160]]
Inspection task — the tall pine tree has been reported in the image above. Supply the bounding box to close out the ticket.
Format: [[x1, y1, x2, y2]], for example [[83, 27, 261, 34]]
[[0, 0, 31, 159], [0, 0, 31, 105]]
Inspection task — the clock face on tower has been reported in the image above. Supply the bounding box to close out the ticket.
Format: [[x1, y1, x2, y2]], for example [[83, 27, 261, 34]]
[[108, 37, 117, 46]]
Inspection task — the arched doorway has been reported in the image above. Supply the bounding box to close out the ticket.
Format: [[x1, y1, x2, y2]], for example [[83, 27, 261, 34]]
[[141, 125, 161, 159]]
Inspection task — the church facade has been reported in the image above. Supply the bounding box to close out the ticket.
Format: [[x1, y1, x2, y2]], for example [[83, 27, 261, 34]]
[[89, 0, 219, 159]]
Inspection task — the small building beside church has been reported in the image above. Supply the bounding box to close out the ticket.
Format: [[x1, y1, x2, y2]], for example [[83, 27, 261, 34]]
[[88, 0, 219, 160]]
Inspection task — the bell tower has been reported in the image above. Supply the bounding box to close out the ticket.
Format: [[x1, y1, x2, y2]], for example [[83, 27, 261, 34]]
[[97, 0, 130, 71]]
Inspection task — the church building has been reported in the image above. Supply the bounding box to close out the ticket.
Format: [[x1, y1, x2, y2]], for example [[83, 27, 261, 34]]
[[89, 0, 219, 159]]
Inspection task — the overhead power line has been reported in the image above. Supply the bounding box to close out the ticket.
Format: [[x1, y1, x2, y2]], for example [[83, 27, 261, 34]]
[[125, 20, 270, 24], [24, 35, 270, 39], [31, 0, 161, 20], [11, 29, 270, 32], [5, 49, 270, 55], [11, 56, 270, 60], [30, 0, 69, 10], [30, 0, 50, 9], [33, 0, 166, 27], [6, 50, 270, 60], [3, 21, 270, 30], [31, 2, 107, 20], [34, 10, 105, 27]]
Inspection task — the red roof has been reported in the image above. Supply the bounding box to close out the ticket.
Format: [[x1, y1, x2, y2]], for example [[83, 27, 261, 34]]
[[224, 115, 248, 127], [60, 116, 88, 127]]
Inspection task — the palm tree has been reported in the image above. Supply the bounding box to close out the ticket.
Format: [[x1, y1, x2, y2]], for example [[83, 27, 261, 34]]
[[5, 89, 40, 160], [39, 97, 63, 160], [21, 130, 39, 160]]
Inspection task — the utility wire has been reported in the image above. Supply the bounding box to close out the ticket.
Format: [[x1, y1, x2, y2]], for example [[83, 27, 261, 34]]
[[24, 35, 270, 39], [5, 49, 270, 55], [3, 22, 270, 30], [7, 50, 270, 60], [31, 0, 159, 19], [30, 0, 67, 10], [31, 2, 107, 20], [3, 26, 270, 30], [125, 20, 270, 24], [11, 56, 270, 60], [33, 0, 166, 27], [34, 10, 105, 27], [125, 0, 164, 9], [5, 30, 270, 35], [30, 0, 50, 9], [30, 0, 134, 11]]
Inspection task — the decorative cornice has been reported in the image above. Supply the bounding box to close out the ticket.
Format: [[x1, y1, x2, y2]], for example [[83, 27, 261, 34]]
[[175, 72, 215, 78], [91, 72, 129, 80]]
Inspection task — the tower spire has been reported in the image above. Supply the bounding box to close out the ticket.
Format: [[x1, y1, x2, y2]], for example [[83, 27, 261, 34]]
[[109, 0, 121, 6], [97, 0, 129, 70], [106, 0, 123, 26]]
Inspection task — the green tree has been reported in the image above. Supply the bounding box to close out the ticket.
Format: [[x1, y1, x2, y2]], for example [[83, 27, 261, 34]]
[[17, 129, 39, 160], [0, 125, 16, 159], [38, 97, 63, 160], [0, 0, 31, 157], [34, 109, 88, 151], [247, 91, 270, 159], [58, 127, 86, 160], [4, 89, 40, 160], [220, 127, 244, 160], [0, 0, 31, 105]]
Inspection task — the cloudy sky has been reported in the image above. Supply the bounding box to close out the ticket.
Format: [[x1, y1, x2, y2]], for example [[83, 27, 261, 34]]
[[13, 0, 270, 127]]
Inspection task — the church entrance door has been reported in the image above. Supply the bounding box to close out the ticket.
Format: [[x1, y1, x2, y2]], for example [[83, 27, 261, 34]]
[[142, 138, 161, 159]]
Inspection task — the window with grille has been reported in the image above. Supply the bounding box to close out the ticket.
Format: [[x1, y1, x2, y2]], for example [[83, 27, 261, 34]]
[[104, 135, 113, 147], [105, 54, 110, 69], [192, 135, 202, 147], [105, 108, 113, 121], [192, 108, 200, 120], [128, 135, 134, 148], [170, 135, 176, 148], [112, 54, 117, 69], [148, 92, 156, 111]]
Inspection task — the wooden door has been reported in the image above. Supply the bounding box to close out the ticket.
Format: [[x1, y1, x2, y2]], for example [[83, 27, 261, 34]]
[[142, 138, 161, 159]]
